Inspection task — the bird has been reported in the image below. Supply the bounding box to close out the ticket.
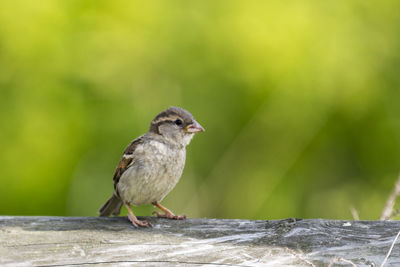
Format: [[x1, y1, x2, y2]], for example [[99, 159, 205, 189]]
[[99, 106, 205, 228]]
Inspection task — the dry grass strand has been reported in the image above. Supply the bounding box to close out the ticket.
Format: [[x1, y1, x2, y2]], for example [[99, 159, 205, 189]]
[[381, 174, 400, 220], [380, 230, 400, 267]]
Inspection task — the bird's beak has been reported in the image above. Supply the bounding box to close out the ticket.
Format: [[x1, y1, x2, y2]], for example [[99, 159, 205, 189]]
[[185, 120, 205, 133]]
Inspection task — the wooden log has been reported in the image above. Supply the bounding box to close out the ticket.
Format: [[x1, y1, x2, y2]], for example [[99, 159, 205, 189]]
[[0, 216, 399, 266]]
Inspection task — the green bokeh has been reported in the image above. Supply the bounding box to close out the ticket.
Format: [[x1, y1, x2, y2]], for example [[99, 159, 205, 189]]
[[1, 1, 399, 219]]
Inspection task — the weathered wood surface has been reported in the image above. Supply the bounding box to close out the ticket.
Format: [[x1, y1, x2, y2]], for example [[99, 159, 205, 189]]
[[0, 216, 399, 266]]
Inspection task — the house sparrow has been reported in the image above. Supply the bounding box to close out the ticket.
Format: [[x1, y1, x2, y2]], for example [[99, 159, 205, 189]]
[[99, 106, 205, 228]]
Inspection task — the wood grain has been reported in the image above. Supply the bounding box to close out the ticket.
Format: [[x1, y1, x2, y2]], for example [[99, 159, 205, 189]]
[[0, 216, 399, 266]]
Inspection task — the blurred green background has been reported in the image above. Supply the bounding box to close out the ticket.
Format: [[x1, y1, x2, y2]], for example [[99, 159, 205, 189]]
[[1, 0, 399, 220]]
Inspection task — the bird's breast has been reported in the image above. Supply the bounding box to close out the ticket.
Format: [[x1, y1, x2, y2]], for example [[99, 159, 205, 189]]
[[118, 140, 186, 206]]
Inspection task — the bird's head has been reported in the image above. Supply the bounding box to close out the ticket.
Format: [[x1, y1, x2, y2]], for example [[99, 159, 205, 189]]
[[149, 106, 205, 147]]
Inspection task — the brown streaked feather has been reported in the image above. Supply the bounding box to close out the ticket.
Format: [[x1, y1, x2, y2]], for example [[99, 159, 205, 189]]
[[113, 136, 144, 191], [123, 137, 143, 155], [113, 157, 133, 190]]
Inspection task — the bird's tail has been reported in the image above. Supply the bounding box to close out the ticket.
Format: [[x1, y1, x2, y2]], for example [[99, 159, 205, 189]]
[[98, 194, 123, 217]]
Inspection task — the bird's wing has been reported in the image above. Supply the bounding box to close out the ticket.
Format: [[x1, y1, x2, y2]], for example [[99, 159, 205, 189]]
[[113, 136, 145, 192]]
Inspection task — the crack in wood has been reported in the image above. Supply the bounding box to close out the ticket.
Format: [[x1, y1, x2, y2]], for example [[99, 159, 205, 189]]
[[36, 260, 250, 267]]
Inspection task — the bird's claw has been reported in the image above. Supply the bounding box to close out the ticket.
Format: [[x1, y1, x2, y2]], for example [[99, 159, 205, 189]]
[[152, 211, 186, 220], [128, 214, 152, 228]]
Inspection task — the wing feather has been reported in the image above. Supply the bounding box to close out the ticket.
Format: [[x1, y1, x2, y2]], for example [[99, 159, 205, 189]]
[[113, 136, 145, 192]]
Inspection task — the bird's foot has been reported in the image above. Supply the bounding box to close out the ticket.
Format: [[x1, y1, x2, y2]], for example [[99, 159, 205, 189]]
[[128, 214, 152, 228], [152, 211, 186, 220]]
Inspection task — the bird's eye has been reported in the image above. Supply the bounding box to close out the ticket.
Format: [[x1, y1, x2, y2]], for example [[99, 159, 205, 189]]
[[174, 119, 183, 126]]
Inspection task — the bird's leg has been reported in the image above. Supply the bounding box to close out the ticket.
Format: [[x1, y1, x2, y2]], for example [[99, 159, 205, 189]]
[[152, 202, 186, 220], [125, 203, 152, 228]]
